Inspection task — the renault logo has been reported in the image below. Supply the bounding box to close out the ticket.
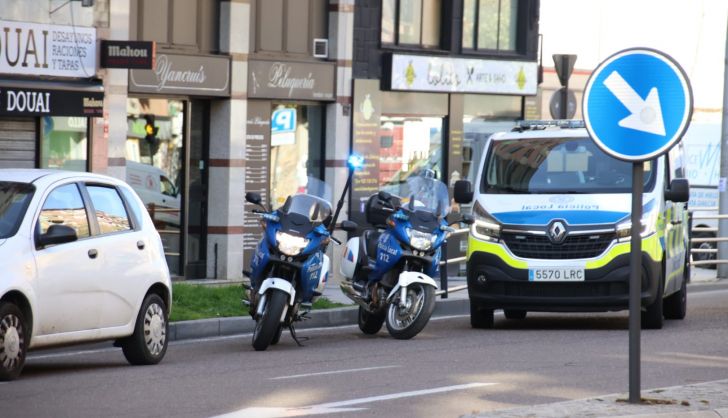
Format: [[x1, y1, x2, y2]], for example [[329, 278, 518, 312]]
[[548, 220, 567, 244]]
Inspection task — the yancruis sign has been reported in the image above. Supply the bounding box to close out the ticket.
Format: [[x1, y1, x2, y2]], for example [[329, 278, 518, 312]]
[[101, 41, 156, 69]]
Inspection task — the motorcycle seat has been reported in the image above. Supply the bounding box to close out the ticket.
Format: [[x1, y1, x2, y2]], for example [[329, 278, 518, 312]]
[[361, 229, 381, 264]]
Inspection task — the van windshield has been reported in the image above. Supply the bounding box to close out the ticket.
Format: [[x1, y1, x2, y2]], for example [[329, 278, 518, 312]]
[[482, 137, 656, 194]]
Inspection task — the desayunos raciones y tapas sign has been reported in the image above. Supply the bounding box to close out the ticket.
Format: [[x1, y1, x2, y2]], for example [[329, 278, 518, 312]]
[[0, 19, 96, 78], [389, 54, 537, 95]]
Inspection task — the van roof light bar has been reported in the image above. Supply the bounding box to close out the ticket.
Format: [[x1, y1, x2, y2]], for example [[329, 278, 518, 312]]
[[513, 120, 585, 131]]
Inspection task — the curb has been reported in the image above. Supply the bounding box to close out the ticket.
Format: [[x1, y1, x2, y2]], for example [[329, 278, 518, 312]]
[[168, 298, 469, 342]]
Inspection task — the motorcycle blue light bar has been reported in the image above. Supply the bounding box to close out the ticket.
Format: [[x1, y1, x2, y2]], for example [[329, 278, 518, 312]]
[[347, 154, 365, 170]]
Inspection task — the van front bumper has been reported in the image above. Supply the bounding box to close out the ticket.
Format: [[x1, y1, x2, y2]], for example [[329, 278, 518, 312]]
[[466, 239, 662, 313]]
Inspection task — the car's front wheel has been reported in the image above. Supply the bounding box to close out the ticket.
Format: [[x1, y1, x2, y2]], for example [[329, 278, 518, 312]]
[[0, 302, 28, 381], [122, 294, 168, 365]]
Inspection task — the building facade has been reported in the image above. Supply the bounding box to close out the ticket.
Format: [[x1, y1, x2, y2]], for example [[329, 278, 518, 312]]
[[351, 0, 540, 273]]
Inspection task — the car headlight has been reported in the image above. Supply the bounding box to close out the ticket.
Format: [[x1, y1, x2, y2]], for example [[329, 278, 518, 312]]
[[407, 228, 436, 251], [471, 200, 501, 242], [615, 209, 658, 242], [275, 231, 309, 256]]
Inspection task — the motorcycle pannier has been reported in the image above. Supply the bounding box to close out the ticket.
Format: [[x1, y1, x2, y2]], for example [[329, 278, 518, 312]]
[[365, 193, 401, 228]]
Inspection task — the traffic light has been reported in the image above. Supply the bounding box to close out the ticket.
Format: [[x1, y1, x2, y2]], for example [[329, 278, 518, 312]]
[[144, 115, 159, 144]]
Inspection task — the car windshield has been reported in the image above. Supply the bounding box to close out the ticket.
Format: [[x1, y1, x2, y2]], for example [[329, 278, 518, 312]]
[[482, 137, 656, 194], [0, 182, 35, 239], [278, 177, 333, 224]]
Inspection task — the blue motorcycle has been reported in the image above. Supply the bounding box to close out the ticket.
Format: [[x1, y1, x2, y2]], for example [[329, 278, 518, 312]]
[[339, 172, 473, 339], [245, 178, 343, 350]]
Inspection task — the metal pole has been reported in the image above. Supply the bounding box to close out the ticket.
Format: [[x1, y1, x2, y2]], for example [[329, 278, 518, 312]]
[[561, 57, 569, 119], [718, 18, 728, 278], [629, 162, 644, 403], [440, 240, 448, 299]]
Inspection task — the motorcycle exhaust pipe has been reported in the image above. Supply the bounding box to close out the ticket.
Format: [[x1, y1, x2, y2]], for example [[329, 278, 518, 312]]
[[339, 280, 370, 310]]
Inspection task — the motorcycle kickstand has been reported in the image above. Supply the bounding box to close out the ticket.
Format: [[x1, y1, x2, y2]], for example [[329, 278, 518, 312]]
[[288, 323, 309, 347]]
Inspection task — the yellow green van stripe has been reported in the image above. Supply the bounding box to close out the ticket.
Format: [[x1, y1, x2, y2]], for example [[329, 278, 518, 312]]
[[467, 233, 662, 270]]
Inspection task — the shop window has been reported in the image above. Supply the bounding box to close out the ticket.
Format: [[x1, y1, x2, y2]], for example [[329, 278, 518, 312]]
[[382, 0, 441, 48], [269, 103, 324, 208], [126, 98, 185, 276], [462, 0, 518, 52], [40, 117, 88, 172], [378, 116, 443, 188]]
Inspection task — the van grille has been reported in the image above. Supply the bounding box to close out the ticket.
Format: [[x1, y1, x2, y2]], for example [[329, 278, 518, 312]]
[[501, 232, 615, 259]]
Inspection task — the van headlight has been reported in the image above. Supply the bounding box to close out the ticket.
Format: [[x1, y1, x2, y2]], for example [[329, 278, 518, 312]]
[[407, 229, 436, 251], [615, 209, 658, 242], [471, 201, 501, 242], [276, 232, 309, 256]]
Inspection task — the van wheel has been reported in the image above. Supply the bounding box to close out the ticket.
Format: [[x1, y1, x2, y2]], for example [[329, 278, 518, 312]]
[[0, 303, 27, 381], [692, 232, 716, 269], [470, 303, 494, 329], [504, 310, 527, 320], [642, 274, 664, 330], [664, 273, 687, 320]]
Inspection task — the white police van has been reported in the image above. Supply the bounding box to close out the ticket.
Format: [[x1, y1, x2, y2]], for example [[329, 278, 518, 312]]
[[466, 120, 690, 329]]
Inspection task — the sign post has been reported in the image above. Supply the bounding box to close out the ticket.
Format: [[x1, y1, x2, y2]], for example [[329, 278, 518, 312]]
[[583, 48, 692, 403]]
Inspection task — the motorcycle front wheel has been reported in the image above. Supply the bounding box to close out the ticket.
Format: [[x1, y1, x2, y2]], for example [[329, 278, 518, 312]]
[[252, 289, 288, 351], [386, 284, 435, 340]]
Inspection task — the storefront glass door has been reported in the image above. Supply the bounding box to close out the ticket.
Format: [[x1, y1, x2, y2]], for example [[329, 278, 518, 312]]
[[378, 116, 443, 187], [186, 100, 208, 278], [126, 98, 185, 276]]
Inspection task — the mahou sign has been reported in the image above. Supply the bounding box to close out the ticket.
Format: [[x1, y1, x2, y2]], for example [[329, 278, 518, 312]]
[[100, 41, 156, 69], [0, 19, 96, 78]]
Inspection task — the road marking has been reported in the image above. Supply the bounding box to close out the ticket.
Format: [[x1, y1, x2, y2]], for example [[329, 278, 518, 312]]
[[211, 382, 496, 418], [270, 365, 400, 380]]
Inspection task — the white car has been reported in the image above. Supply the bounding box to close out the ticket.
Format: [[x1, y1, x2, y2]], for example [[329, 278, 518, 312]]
[[0, 169, 172, 381]]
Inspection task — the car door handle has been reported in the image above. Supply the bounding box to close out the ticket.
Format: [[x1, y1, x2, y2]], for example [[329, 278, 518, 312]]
[[88, 249, 98, 259], [137, 240, 145, 250]]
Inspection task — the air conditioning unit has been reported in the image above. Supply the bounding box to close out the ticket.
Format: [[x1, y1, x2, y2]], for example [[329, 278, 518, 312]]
[[313, 39, 328, 58]]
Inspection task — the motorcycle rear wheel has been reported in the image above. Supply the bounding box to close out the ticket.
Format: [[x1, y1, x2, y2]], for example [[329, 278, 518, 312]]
[[358, 306, 385, 334], [252, 289, 288, 351], [386, 284, 435, 340]]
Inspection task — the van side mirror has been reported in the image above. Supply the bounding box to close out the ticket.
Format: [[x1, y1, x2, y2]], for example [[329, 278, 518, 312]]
[[37, 224, 78, 248], [340, 220, 358, 232], [665, 178, 689, 203], [245, 192, 262, 205], [454, 180, 473, 204]]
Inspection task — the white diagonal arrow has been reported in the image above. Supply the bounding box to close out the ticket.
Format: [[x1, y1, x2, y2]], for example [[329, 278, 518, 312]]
[[603, 70, 666, 136]]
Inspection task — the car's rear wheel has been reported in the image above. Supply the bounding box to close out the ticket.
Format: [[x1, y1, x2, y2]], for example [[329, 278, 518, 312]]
[[692, 232, 716, 269], [122, 294, 168, 365], [0, 303, 28, 381]]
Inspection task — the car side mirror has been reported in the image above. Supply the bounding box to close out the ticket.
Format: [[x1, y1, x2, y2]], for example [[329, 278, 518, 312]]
[[454, 180, 473, 204], [245, 192, 262, 205], [665, 178, 689, 203], [38, 224, 78, 248], [340, 220, 358, 232]]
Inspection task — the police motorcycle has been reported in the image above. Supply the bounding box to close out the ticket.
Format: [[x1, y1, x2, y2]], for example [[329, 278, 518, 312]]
[[243, 160, 361, 351], [339, 171, 473, 339]]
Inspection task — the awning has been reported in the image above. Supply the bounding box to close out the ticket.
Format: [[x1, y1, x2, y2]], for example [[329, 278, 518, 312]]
[[0, 78, 104, 117]]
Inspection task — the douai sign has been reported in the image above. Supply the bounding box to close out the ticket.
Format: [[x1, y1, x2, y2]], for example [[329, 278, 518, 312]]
[[0, 19, 96, 78]]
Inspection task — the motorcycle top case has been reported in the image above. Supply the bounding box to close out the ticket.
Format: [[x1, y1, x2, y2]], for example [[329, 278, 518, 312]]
[[365, 193, 402, 228]]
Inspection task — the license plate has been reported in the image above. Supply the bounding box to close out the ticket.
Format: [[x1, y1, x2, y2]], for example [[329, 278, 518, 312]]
[[529, 267, 585, 282]]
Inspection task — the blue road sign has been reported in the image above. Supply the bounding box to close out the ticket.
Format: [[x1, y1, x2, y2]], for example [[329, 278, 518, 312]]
[[583, 48, 692, 161]]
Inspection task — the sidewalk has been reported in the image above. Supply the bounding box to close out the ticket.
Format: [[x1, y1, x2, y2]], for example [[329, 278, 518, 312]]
[[462, 379, 728, 418]]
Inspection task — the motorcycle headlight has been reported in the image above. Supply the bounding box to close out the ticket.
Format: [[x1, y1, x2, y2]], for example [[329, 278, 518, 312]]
[[615, 209, 658, 242], [471, 201, 501, 242], [407, 228, 436, 251], [275, 231, 310, 256]]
